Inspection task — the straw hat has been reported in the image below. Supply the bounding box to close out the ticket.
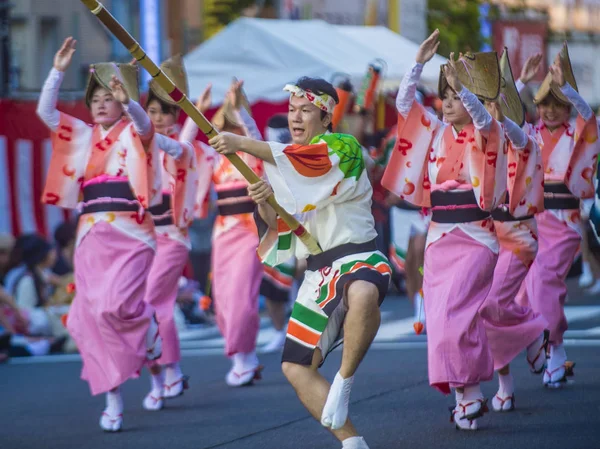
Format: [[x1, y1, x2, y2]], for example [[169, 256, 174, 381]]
[[534, 43, 577, 105], [85, 62, 140, 108], [212, 80, 251, 131], [499, 48, 526, 127], [438, 51, 501, 101], [148, 54, 189, 106]]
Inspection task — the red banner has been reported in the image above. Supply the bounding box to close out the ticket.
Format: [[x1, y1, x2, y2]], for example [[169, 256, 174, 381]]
[[492, 20, 548, 84]]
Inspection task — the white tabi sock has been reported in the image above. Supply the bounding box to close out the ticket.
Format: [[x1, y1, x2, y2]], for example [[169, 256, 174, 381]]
[[463, 384, 483, 401], [101, 389, 124, 431], [143, 373, 164, 410], [321, 372, 354, 430], [150, 373, 164, 394], [498, 373, 514, 396], [165, 363, 183, 384], [455, 389, 464, 406], [342, 436, 370, 449], [106, 389, 123, 416], [548, 344, 567, 372]]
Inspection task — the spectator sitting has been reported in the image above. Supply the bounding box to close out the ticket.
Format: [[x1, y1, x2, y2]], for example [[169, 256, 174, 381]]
[[52, 221, 76, 276], [4, 234, 57, 336], [0, 233, 15, 285]]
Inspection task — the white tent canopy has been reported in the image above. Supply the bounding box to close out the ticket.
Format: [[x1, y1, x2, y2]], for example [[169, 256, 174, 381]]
[[184, 18, 446, 104]]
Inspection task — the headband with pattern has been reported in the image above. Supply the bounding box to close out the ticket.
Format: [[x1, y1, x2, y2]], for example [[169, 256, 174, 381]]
[[283, 84, 337, 114]]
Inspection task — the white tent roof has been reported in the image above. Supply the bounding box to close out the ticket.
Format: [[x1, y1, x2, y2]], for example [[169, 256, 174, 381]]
[[184, 18, 446, 104]]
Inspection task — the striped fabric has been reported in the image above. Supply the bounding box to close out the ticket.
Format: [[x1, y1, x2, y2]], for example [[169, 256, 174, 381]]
[[0, 136, 72, 237], [282, 251, 391, 366]]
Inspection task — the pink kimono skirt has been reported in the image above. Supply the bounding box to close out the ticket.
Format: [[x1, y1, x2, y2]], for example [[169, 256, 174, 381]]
[[518, 210, 580, 345], [68, 221, 155, 395], [144, 231, 189, 365], [481, 220, 548, 370], [423, 228, 496, 395], [212, 223, 263, 357]]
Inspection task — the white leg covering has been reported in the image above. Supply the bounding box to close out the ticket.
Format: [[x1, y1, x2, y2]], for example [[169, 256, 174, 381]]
[[492, 373, 515, 412], [143, 373, 164, 411], [321, 372, 354, 430], [544, 344, 568, 388], [226, 352, 261, 387], [100, 389, 123, 432], [452, 385, 486, 430], [342, 436, 370, 449], [163, 363, 188, 398]]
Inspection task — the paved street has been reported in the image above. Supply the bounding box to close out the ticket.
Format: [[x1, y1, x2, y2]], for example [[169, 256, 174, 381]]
[[2, 281, 600, 449]]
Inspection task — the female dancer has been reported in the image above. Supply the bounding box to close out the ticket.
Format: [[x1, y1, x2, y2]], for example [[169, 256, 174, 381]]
[[480, 49, 549, 412], [142, 56, 207, 410], [517, 46, 599, 387], [383, 30, 507, 430], [38, 37, 162, 431], [188, 80, 265, 386]]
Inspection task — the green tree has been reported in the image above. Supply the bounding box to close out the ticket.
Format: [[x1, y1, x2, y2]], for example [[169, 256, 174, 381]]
[[427, 0, 483, 57]]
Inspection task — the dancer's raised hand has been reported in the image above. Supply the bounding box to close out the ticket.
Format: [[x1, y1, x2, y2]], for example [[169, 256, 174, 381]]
[[416, 29, 440, 65], [443, 53, 463, 93], [54, 37, 77, 72], [519, 53, 543, 85]]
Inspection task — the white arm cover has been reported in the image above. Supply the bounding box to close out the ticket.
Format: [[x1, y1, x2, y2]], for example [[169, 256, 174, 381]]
[[36, 68, 64, 132]]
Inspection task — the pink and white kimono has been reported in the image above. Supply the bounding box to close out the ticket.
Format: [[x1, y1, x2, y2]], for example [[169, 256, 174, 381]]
[[38, 68, 162, 395], [383, 63, 506, 395], [188, 110, 264, 357], [480, 121, 548, 370], [518, 82, 599, 347], [144, 130, 200, 366]]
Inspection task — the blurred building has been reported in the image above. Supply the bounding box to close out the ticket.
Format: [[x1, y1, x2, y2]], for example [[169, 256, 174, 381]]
[[492, 0, 600, 33], [279, 0, 427, 43], [10, 0, 111, 94]]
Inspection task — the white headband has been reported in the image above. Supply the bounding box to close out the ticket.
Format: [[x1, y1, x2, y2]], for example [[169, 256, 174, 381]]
[[283, 84, 337, 114]]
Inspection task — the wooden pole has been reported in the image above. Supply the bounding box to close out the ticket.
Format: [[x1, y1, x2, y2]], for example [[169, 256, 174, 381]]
[[79, 0, 321, 255]]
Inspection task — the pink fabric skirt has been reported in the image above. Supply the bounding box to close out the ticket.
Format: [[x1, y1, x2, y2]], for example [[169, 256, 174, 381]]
[[518, 211, 580, 345], [481, 246, 548, 370], [68, 222, 154, 395], [144, 233, 189, 365], [212, 224, 263, 357], [423, 228, 496, 395]]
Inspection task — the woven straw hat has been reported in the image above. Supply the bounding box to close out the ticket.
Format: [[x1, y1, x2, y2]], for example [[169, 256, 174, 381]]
[[438, 51, 501, 101], [212, 79, 251, 131], [534, 43, 578, 105], [499, 48, 526, 127], [85, 62, 140, 108], [148, 54, 188, 106]]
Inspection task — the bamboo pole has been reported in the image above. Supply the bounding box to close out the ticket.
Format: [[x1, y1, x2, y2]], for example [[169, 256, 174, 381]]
[[79, 0, 322, 255]]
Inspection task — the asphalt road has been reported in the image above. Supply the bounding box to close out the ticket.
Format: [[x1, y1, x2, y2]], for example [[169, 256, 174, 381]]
[[2, 282, 600, 449]]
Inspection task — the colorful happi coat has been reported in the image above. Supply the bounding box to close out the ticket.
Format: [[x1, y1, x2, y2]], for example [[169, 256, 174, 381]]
[[528, 115, 599, 232], [43, 113, 162, 248], [153, 130, 201, 248], [495, 123, 545, 267], [381, 101, 507, 253], [258, 133, 392, 365]]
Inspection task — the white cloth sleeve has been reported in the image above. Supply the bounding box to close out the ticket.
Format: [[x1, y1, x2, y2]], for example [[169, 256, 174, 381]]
[[396, 63, 424, 118], [458, 87, 492, 132], [238, 108, 263, 140], [502, 117, 528, 150], [123, 100, 153, 140], [14, 277, 38, 311], [560, 83, 593, 121], [515, 80, 526, 94], [180, 116, 199, 143], [36, 68, 64, 132], [155, 133, 184, 160]]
